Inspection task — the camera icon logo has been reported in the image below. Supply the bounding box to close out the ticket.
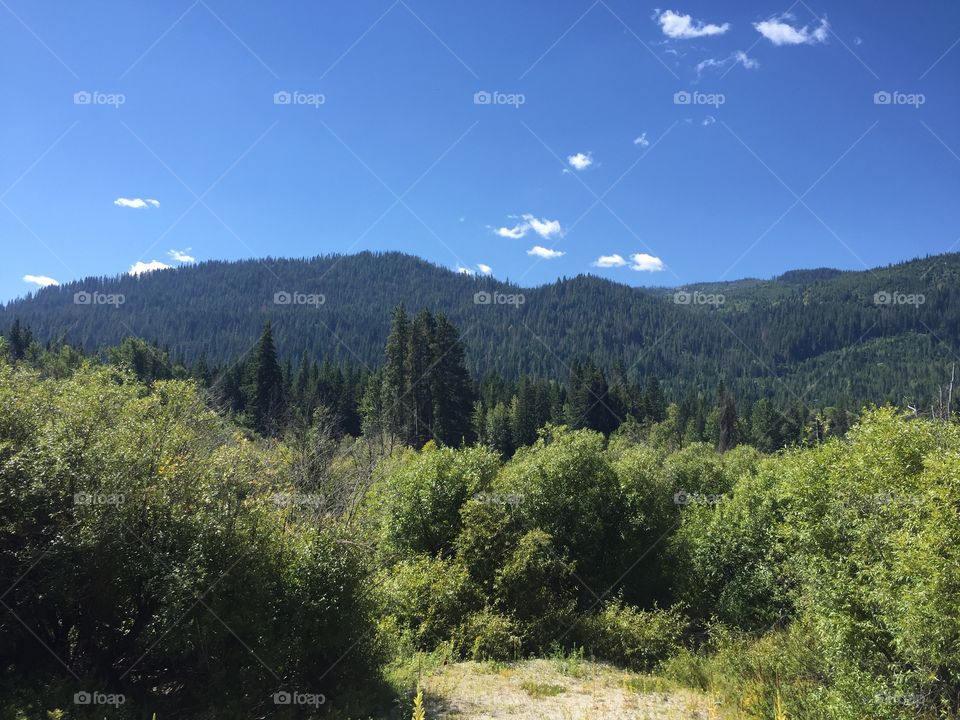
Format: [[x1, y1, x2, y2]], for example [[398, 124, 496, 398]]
[[474, 90, 492, 105], [74, 291, 92, 305], [273, 690, 292, 705], [274, 90, 292, 105], [474, 291, 492, 305], [73, 691, 92, 705], [673, 490, 691, 506], [673, 91, 692, 105], [274, 291, 292, 305], [673, 291, 692, 305], [873, 90, 892, 105], [873, 290, 891, 305], [74, 91, 92, 105]]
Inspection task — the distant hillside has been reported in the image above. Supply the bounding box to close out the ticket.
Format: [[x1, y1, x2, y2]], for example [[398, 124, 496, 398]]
[[4, 251, 959, 407]]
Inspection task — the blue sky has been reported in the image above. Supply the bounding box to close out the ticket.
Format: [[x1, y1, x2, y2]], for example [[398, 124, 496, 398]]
[[2, 0, 958, 301]]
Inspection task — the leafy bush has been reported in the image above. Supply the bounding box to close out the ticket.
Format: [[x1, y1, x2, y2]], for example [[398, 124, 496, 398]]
[[492, 530, 578, 650], [493, 426, 627, 595], [0, 361, 382, 718], [378, 554, 476, 649], [580, 600, 687, 671], [454, 608, 521, 662], [377, 443, 500, 555]]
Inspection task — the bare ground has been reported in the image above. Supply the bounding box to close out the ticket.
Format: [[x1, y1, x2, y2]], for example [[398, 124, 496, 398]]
[[420, 659, 726, 720]]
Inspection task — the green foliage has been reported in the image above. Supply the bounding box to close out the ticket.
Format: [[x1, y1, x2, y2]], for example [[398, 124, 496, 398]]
[[453, 608, 521, 662], [492, 530, 578, 649], [493, 426, 627, 595], [580, 601, 688, 671], [0, 358, 381, 718], [377, 443, 500, 555], [379, 554, 475, 650]]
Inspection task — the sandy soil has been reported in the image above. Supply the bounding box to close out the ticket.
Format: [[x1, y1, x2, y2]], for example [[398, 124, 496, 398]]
[[420, 659, 726, 720]]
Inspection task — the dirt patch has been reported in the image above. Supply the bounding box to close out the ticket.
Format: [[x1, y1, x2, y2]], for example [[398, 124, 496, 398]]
[[421, 659, 724, 719]]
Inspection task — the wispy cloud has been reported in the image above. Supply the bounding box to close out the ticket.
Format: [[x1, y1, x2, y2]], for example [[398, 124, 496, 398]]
[[494, 214, 563, 240], [634, 133, 650, 147], [629, 253, 665, 272], [527, 246, 565, 259], [167, 248, 196, 263], [23, 274, 59, 287], [128, 260, 172, 276], [656, 9, 730, 39], [592, 254, 627, 268], [702, 115, 716, 126], [114, 197, 160, 209], [696, 50, 759, 77], [477, 263, 493, 275], [567, 152, 593, 171], [456, 265, 475, 275], [754, 13, 829, 46]]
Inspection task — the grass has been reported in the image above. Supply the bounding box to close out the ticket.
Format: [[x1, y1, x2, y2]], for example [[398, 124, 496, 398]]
[[520, 680, 566, 698]]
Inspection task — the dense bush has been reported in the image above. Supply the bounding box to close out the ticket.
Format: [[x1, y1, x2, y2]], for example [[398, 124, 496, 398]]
[[0, 361, 382, 718], [581, 600, 688, 671], [375, 442, 500, 555]]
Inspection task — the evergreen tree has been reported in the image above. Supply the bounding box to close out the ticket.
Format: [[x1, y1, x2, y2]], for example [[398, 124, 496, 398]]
[[242, 322, 287, 436]]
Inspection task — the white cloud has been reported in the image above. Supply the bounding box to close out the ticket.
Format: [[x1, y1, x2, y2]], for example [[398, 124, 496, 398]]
[[23, 274, 59, 287], [696, 50, 759, 76], [456, 265, 475, 275], [167, 248, 196, 263], [754, 14, 829, 46], [494, 214, 562, 240], [495, 222, 527, 239], [527, 246, 565, 259], [592, 254, 627, 268], [477, 263, 493, 275], [524, 214, 562, 238], [114, 197, 160, 209], [629, 253, 665, 272], [567, 152, 593, 171], [657, 9, 730, 39], [702, 115, 716, 126], [634, 133, 650, 147], [128, 260, 172, 276]]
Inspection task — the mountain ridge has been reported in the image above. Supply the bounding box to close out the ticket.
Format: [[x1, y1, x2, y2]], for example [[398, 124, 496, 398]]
[[4, 250, 959, 408]]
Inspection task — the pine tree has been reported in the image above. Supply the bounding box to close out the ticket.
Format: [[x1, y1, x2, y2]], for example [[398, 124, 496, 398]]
[[242, 322, 287, 436], [429, 313, 475, 446]]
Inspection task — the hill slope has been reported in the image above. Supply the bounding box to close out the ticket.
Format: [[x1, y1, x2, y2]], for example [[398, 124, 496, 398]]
[[3, 251, 959, 407]]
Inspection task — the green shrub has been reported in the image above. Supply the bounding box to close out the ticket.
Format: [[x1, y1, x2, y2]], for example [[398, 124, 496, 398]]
[[0, 361, 383, 718], [379, 554, 476, 649], [493, 530, 578, 650], [493, 426, 628, 596], [454, 608, 521, 662], [581, 600, 687, 671], [377, 443, 500, 555]]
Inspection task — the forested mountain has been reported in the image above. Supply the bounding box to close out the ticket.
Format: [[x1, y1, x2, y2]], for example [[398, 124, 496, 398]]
[[3, 250, 958, 408]]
